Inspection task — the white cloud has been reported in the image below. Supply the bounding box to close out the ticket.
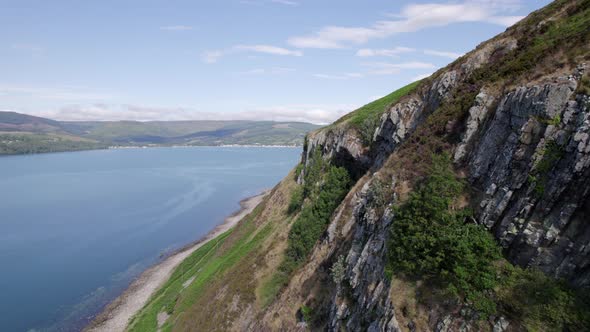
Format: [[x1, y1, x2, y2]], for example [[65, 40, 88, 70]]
[[356, 47, 415, 57], [239, 67, 295, 75], [288, 1, 525, 49], [26, 103, 355, 124], [240, 0, 299, 6], [202, 44, 302, 63], [202, 50, 224, 64], [0, 85, 113, 101], [313, 73, 363, 80], [160, 25, 193, 31], [368, 95, 384, 102], [364, 62, 437, 75], [270, 0, 298, 6], [412, 72, 434, 81], [424, 49, 464, 59], [234, 44, 302, 56], [486, 15, 524, 26]]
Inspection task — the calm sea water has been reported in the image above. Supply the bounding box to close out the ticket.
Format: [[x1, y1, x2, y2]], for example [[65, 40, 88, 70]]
[[0, 147, 300, 332]]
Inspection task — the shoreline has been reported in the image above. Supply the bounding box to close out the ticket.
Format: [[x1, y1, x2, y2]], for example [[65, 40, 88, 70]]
[[84, 190, 269, 332], [0, 144, 301, 158]]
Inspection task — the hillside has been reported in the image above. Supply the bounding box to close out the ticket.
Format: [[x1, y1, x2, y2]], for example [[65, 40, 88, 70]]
[[0, 112, 319, 155], [120, 0, 590, 331]]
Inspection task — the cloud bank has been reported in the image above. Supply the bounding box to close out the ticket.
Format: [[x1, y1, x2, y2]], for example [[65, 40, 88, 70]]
[[17, 103, 357, 125], [288, 1, 524, 49]]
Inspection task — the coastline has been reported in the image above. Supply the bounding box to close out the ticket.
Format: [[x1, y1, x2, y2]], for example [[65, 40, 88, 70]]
[[84, 190, 269, 332]]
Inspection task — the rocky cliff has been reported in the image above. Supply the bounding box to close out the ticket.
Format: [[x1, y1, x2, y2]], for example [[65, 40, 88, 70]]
[[264, 0, 590, 330], [127, 1, 589, 331]]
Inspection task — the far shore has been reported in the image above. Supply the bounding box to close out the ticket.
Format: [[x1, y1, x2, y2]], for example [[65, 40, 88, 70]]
[[108, 144, 302, 149], [84, 190, 269, 332]]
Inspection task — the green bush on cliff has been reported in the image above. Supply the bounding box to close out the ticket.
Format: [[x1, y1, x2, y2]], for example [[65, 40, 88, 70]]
[[287, 186, 304, 214], [286, 166, 351, 265], [387, 153, 501, 315], [498, 264, 590, 331]]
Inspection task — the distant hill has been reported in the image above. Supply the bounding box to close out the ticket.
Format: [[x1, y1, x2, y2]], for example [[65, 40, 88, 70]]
[[0, 111, 320, 155]]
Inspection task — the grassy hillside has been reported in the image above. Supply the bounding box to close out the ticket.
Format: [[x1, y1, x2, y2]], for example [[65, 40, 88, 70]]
[[0, 132, 106, 155], [127, 170, 301, 331], [0, 111, 319, 155], [332, 81, 421, 144]]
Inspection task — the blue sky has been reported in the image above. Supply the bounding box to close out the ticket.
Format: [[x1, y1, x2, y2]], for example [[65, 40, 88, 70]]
[[1, 0, 551, 124]]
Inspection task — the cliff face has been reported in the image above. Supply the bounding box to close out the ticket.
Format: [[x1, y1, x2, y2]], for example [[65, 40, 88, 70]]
[[270, 1, 590, 330], [464, 73, 590, 287], [129, 1, 589, 331]]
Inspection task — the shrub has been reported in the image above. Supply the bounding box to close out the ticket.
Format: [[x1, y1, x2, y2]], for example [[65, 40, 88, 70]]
[[302, 147, 325, 198], [498, 265, 590, 331], [294, 163, 304, 181], [578, 74, 590, 95], [387, 153, 501, 316], [529, 139, 564, 198], [287, 186, 304, 214], [330, 255, 346, 285], [286, 166, 351, 264], [300, 305, 313, 323], [279, 165, 351, 282]]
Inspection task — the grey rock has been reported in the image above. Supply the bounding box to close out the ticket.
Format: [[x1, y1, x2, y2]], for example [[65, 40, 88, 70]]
[[493, 316, 510, 332]]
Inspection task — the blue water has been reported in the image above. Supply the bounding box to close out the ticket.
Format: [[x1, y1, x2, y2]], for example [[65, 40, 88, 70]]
[[0, 147, 300, 332]]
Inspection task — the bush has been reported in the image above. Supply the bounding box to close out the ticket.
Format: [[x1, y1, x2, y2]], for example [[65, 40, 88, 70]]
[[387, 153, 501, 316], [528, 139, 564, 198], [302, 147, 325, 198], [286, 166, 351, 264], [300, 305, 313, 323], [287, 186, 304, 214], [294, 163, 304, 181], [278, 164, 351, 283], [330, 255, 346, 285], [498, 265, 590, 331]]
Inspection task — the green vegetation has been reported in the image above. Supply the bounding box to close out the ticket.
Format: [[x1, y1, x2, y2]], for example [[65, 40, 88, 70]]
[[0, 111, 320, 155], [387, 154, 590, 329], [0, 133, 106, 155], [330, 255, 346, 285], [387, 153, 501, 315], [128, 205, 270, 332], [266, 149, 351, 296], [334, 81, 421, 145], [287, 186, 304, 214], [528, 140, 564, 197], [471, 0, 590, 83], [498, 264, 590, 331], [284, 165, 350, 268], [300, 305, 313, 323], [577, 73, 590, 96], [302, 147, 325, 198]]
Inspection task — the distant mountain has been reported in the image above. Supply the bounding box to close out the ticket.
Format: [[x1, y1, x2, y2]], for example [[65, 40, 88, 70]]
[[0, 111, 320, 155]]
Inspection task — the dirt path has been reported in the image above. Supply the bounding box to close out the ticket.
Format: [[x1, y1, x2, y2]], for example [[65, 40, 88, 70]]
[[85, 191, 268, 332]]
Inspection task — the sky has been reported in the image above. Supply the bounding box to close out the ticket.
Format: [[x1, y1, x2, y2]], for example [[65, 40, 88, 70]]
[[0, 0, 552, 124]]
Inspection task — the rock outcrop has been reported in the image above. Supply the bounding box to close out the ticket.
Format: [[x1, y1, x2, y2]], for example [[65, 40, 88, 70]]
[[283, 1, 590, 329], [465, 73, 590, 287]]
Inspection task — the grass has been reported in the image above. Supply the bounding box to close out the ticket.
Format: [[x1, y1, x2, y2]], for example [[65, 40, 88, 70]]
[[470, 0, 590, 84], [127, 204, 270, 332], [337, 81, 421, 127], [333, 81, 421, 144], [259, 270, 290, 309]]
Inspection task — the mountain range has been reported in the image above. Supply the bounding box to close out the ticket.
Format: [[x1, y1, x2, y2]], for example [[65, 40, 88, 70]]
[[0, 111, 319, 154]]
